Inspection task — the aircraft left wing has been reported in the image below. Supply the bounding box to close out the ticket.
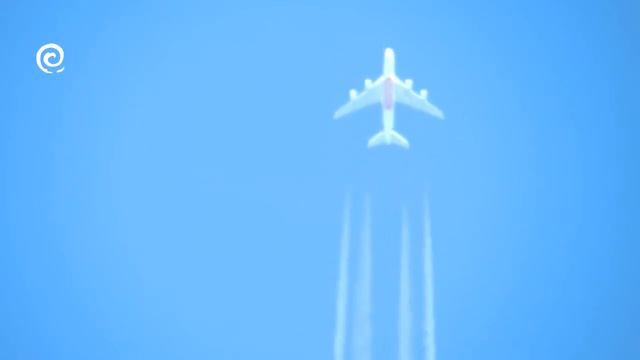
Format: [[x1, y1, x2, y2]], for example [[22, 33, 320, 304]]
[[394, 78, 445, 119], [334, 79, 383, 119]]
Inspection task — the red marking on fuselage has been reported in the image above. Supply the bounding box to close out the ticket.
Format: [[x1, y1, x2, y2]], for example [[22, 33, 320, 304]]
[[383, 77, 394, 110]]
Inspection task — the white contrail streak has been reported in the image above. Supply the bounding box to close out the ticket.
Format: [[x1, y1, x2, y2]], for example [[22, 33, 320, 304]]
[[424, 201, 437, 360], [333, 196, 351, 360], [399, 208, 412, 360], [352, 196, 373, 360]]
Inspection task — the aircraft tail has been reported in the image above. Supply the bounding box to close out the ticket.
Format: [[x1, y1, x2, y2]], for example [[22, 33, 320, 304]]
[[367, 130, 409, 149]]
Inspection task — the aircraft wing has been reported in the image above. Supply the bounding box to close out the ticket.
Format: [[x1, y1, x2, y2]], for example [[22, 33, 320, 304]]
[[334, 79, 383, 119], [394, 78, 445, 119]]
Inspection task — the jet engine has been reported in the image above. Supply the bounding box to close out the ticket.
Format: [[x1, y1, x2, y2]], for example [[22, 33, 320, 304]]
[[349, 89, 358, 100], [364, 79, 373, 89], [420, 89, 428, 99], [405, 79, 413, 89]]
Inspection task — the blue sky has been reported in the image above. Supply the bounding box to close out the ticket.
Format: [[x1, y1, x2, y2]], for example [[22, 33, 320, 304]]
[[1, 0, 638, 359]]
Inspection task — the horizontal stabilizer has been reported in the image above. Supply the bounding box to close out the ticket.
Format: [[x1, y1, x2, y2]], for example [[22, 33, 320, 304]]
[[367, 130, 409, 149]]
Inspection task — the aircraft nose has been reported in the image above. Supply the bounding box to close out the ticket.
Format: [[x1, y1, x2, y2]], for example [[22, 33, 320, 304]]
[[385, 48, 394, 57]]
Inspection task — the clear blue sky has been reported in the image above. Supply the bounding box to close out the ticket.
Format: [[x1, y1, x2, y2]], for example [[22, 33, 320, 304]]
[[1, 0, 638, 359]]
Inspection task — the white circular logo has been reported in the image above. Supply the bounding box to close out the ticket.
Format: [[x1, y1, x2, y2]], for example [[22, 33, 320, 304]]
[[36, 43, 65, 74]]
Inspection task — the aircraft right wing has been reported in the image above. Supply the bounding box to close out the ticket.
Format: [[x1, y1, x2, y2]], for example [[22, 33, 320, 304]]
[[334, 78, 383, 119], [394, 78, 445, 119]]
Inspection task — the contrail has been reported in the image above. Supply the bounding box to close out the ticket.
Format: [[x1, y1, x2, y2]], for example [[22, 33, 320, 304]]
[[352, 196, 373, 360], [333, 196, 351, 360], [399, 208, 412, 360], [424, 200, 437, 360]]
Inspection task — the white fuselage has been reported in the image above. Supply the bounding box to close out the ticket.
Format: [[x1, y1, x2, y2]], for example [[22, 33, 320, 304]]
[[381, 48, 396, 136]]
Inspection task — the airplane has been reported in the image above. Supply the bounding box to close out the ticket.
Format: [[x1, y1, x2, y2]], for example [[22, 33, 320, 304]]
[[334, 48, 444, 149]]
